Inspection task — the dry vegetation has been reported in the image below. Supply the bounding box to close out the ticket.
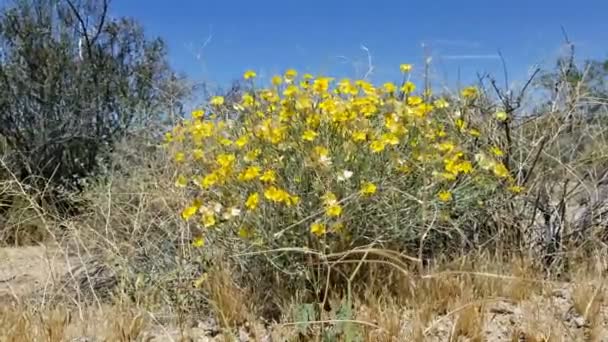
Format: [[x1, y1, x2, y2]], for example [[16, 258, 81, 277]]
[[2, 49, 608, 341]]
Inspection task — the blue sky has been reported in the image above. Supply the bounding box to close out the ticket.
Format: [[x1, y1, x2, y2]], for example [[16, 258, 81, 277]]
[[113, 0, 608, 91]]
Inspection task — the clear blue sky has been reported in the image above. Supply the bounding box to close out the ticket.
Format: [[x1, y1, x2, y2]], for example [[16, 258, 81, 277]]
[[113, 0, 608, 90]]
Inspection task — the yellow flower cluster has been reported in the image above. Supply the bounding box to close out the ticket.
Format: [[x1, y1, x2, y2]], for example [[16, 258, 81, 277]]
[[165, 65, 522, 247]]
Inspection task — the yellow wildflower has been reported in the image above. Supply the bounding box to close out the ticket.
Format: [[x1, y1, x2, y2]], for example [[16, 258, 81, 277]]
[[310, 222, 326, 236], [381, 133, 400, 146], [271, 75, 283, 86], [496, 111, 508, 122], [192, 109, 205, 119], [174, 152, 185, 163], [192, 236, 205, 248], [216, 153, 236, 168], [181, 205, 198, 221], [322, 192, 338, 205], [245, 193, 260, 211], [259, 170, 276, 183], [370, 140, 386, 153], [325, 204, 343, 217], [238, 166, 261, 181], [493, 163, 510, 178], [400, 64, 413, 73], [461, 86, 478, 99], [302, 129, 318, 142], [210, 96, 225, 106], [202, 212, 216, 228], [508, 184, 524, 194], [243, 70, 257, 80], [238, 226, 253, 239], [360, 182, 377, 196], [284, 69, 298, 81], [201, 173, 219, 188], [490, 146, 504, 157], [438, 190, 453, 202], [383, 82, 397, 93], [402, 81, 416, 94], [352, 130, 367, 142], [175, 175, 188, 188], [235, 135, 249, 148]]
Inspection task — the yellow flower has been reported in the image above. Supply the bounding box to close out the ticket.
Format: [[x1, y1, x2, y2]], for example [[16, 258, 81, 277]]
[[370, 140, 386, 153], [302, 129, 318, 142], [192, 149, 204, 160], [496, 111, 508, 122], [271, 75, 283, 86], [455, 118, 466, 131], [259, 170, 276, 183], [469, 128, 481, 137], [192, 236, 205, 248], [360, 182, 377, 196], [310, 222, 326, 236], [175, 175, 188, 188], [493, 163, 510, 178], [284, 69, 298, 81], [461, 86, 478, 99], [283, 84, 299, 97], [238, 166, 261, 181], [192, 109, 205, 119], [322, 192, 338, 205], [490, 146, 504, 157], [383, 82, 397, 93], [456, 161, 473, 174], [201, 173, 219, 188], [181, 205, 199, 221], [235, 135, 249, 148], [174, 152, 185, 163], [218, 137, 233, 146], [245, 193, 260, 211], [243, 70, 257, 80], [202, 212, 216, 228], [286, 195, 300, 207], [164, 132, 173, 143], [244, 148, 262, 162], [381, 133, 400, 146], [216, 153, 236, 168], [407, 95, 422, 106], [402, 81, 416, 94], [314, 146, 329, 158], [238, 226, 253, 239], [400, 63, 413, 73], [352, 130, 367, 142], [438, 190, 453, 202], [508, 184, 524, 194], [210, 96, 225, 106], [264, 186, 285, 203], [325, 204, 343, 217]]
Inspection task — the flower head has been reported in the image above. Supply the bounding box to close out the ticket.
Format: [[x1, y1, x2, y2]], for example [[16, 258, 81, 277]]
[[243, 70, 257, 80], [360, 182, 377, 196], [245, 193, 260, 211], [210, 96, 225, 106], [400, 64, 413, 73], [310, 222, 326, 236], [438, 190, 453, 202]]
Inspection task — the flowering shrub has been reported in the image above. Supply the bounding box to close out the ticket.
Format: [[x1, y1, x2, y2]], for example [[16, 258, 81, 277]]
[[165, 65, 523, 259]]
